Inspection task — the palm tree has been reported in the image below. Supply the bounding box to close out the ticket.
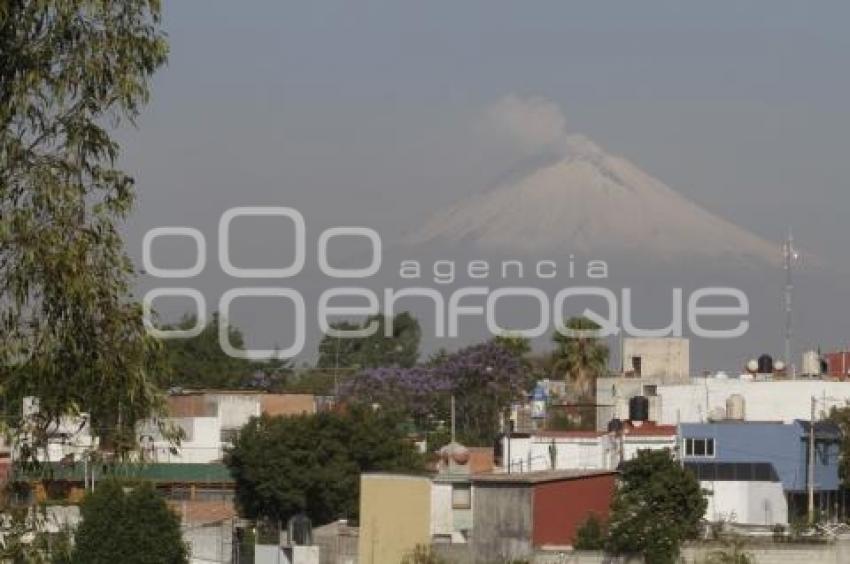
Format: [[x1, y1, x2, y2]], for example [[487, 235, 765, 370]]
[[551, 316, 609, 400]]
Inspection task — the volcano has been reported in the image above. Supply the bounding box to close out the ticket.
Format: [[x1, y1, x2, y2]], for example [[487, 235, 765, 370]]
[[406, 134, 780, 264]]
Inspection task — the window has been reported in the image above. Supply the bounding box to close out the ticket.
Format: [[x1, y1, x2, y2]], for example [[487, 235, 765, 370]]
[[643, 384, 657, 397], [631, 356, 642, 377], [684, 437, 715, 458], [451, 484, 471, 509]]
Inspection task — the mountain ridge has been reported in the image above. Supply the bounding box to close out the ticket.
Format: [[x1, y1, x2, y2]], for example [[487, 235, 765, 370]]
[[406, 134, 781, 266]]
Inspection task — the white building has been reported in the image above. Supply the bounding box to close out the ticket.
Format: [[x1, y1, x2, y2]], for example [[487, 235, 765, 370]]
[[656, 378, 850, 425], [599, 376, 850, 429], [622, 337, 690, 383], [700, 477, 788, 527], [17, 392, 318, 465], [140, 391, 318, 464], [502, 422, 677, 473]]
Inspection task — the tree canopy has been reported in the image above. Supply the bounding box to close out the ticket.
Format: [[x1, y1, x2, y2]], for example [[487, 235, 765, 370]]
[[828, 404, 850, 487], [606, 449, 707, 564], [161, 312, 292, 391], [71, 480, 188, 564], [551, 316, 610, 400], [225, 406, 424, 524], [0, 0, 168, 455], [316, 312, 421, 370], [340, 340, 532, 446]]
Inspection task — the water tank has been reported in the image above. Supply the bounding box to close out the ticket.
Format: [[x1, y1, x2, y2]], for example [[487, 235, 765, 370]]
[[607, 418, 624, 433], [802, 350, 821, 376], [726, 394, 746, 420], [708, 407, 726, 421], [629, 395, 650, 422], [774, 360, 786, 373], [758, 354, 774, 374], [746, 359, 759, 373]]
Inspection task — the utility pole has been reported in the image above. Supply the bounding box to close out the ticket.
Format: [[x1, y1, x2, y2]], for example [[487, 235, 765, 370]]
[[783, 231, 798, 377], [808, 395, 816, 523], [450, 394, 456, 444]]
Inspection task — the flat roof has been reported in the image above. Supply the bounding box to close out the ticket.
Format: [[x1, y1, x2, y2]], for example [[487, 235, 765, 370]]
[[472, 469, 617, 485], [15, 462, 234, 484]]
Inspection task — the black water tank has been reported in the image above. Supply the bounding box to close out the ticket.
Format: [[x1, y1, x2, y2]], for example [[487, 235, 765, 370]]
[[758, 354, 774, 374], [629, 396, 649, 422], [608, 418, 624, 433]]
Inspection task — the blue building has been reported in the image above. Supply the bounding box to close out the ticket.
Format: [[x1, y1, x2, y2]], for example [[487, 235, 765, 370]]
[[680, 420, 843, 521]]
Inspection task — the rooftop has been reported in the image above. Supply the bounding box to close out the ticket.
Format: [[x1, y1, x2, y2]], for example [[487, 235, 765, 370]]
[[472, 469, 616, 485], [15, 462, 234, 484]]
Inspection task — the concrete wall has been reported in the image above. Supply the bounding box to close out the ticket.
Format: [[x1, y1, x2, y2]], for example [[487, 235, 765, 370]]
[[622, 338, 689, 383], [209, 394, 261, 431], [598, 377, 850, 431], [702, 480, 788, 526], [431, 481, 454, 538], [148, 415, 223, 463], [504, 433, 674, 473], [358, 474, 431, 564], [595, 377, 666, 430], [504, 435, 616, 473], [658, 379, 850, 425], [472, 483, 533, 563], [313, 520, 358, 564], [437, 543, 850, 564]]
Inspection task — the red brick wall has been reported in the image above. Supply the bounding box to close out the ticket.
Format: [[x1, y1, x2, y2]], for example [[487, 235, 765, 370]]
[[531, 474, 616, 547]]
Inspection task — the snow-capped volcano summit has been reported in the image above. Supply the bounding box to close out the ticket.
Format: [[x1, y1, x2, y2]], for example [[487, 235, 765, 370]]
[[406, 133, 780, 264]]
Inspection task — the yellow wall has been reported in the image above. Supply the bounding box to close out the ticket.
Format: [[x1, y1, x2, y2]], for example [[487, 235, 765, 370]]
[[358, 474, 431, 564]]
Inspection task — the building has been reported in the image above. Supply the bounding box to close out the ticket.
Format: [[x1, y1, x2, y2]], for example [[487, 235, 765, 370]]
[[171, 500, 237, 564], [358, 473, 432, 564], [140, 391, 319, 464], [680, 420, 843, 525], [621, 337, 690, 383], [823, 351, 850, 379], [358, 442, 487, 562], [470, 470, 617, 562], [598, 376, 850, 429], [15, 392, 319, 465], [502, 421, 676, 473]]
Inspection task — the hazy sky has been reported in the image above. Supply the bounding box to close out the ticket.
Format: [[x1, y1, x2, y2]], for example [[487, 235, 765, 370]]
[[119, 1, 850, 363]]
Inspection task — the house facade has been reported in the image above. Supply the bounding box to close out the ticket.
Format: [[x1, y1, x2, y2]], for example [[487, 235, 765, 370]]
[[680, 420, 843, 525]]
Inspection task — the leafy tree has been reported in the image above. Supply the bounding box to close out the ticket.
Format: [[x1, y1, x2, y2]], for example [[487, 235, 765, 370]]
[[828, 404, 850, 486], [436, 341, 533, 445], [284, 368, 338, 395], [606, 449, 707, 564], [317, 312, 421, 370], [0, 0, 169, 456], [225, 406, 424, 524], [551, 317, 609, 400], [492, 333, 532, 358], [71, 480, 188, 564], [0, 504, 72, 563], [574, 514, 606, 550], [161, 313, 292, 391], [341, 341, 532, 446]]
